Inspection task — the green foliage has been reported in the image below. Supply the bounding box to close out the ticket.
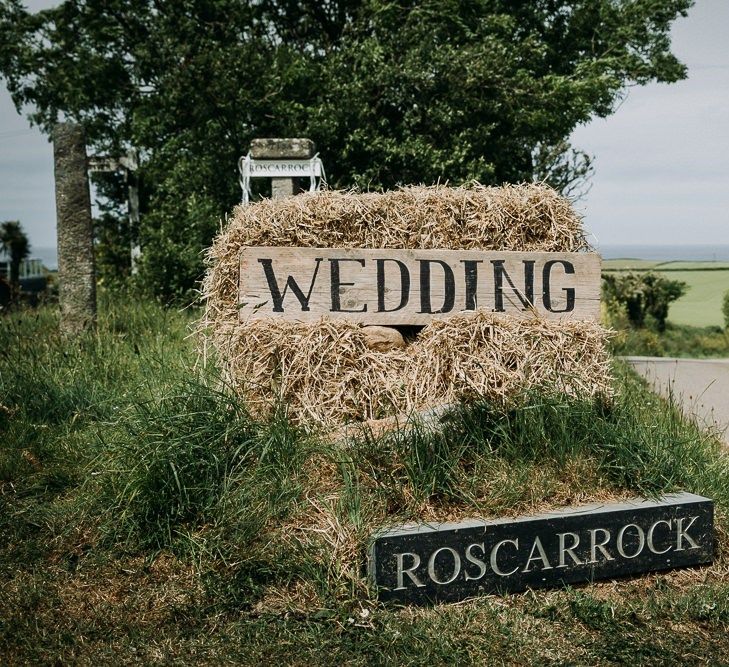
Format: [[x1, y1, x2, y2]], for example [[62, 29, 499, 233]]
[[603, 271, 687, 332], [94, 213, 132, 287], [92, 171, 133, 287], [0, 0, 692, 300], [643, 272, 688, 332], [603, 272, 644, 327], [723, 290, 729, 330], [0, 219, 30, 289], [610, 322, 729, 358]]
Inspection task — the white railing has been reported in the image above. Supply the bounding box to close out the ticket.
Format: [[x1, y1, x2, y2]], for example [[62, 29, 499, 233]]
[[0, 257, 46, 279]]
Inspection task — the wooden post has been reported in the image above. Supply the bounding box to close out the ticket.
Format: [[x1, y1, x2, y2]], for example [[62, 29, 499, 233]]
[[88, 151, 141, 274], [53, 122, 96, 334], [250, 138, 315, 200], [126, 150, 141, 275]]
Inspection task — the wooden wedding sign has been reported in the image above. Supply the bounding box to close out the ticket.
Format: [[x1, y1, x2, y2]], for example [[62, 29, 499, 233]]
[[239, 247, 601, 324]]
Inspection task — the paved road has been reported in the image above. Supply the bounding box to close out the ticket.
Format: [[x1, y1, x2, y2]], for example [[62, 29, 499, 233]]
[[623, 357, 729, 444]]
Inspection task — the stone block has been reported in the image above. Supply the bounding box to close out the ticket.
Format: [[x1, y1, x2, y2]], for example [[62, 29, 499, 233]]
[[250, 138, 315, 159], [362, 325, 406, 352]]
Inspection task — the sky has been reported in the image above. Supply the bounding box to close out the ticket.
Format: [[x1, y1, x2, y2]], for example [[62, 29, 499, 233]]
[[0, 0, 727, 261], [570, 0, 729, 248]]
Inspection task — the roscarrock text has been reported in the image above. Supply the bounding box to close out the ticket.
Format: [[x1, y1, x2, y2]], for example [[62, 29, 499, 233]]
[[368, 493, 713, 603]]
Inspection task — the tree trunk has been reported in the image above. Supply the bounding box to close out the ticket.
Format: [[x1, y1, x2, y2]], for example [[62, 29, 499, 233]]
[[53, 122, 97, 334], [9, 257, 20, 288]]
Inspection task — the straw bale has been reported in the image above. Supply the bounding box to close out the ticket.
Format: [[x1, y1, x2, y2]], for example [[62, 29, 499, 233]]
[[201, 183, 609, 429]]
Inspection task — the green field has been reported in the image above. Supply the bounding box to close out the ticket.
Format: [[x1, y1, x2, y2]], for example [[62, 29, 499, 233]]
[[603, 259, 729, 272], [667, 271, 729, 328], [603, 260, 729, 328]]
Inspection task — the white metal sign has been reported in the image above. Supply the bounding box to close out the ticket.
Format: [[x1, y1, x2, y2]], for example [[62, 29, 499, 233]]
[[247, 160, 323, 178], [238, 153, 326, 203]]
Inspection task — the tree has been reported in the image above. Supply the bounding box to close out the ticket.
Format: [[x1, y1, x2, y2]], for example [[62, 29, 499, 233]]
[[603, 272, 687, 332], [641, 272, 687, 332], [0, 220, 30, 289], [0, 0, 693, 300], [603, 272, 647, 327]]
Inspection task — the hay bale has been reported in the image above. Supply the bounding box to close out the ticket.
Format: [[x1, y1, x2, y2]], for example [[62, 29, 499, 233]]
[[202, 183, 610, 428]]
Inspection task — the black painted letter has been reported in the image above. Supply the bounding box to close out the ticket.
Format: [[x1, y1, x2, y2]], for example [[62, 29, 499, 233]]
[[419, 259, 455, 314], [376, 259, 410, 312], [461, 260, 483, 311], [542, 260, 575, 313], [258, 258, 323, 312], [329, 258, 367, 312], [491, 260, 535, 312]]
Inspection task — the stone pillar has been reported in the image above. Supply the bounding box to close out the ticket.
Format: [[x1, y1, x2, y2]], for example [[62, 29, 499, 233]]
[[250, 138, 315, 200], [53, 122, 96, 334], [271, 176, 295, 199]]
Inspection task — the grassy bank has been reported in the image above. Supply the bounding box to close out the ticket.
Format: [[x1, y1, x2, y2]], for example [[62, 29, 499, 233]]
[[610, 322, 729, 358], [2, 294, 729, 664]]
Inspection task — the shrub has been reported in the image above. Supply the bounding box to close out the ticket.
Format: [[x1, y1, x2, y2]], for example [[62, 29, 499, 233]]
[[602, 272, 687, 332], [603, 273, 646, 327], [609, 328, 665, 357], [723, 290, 729, 330], [642, 272, 687, 332]]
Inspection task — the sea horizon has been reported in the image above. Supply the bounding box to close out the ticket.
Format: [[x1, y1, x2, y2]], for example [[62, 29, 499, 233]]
[[597, 244, 729, 262], [28, 243, 729, 271]]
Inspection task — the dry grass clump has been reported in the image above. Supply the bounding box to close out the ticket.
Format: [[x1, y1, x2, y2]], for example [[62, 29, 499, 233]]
[[201, 183, 607, 428]]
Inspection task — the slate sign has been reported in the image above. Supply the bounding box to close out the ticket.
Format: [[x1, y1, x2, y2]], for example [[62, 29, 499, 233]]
[[368, 493, 713, 604], [239, 247, 601, 325]]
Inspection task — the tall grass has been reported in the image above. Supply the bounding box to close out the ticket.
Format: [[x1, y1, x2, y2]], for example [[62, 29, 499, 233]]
[[0, 292, 192, 487], [0, 297, 729, 558], [88, 384, 311, 553], [346, 370, 728, 521]]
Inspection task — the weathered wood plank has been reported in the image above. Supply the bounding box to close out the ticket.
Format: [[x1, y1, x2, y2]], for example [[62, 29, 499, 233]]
[[239, 247, 601, 324], [249, 138, 315, 159]]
